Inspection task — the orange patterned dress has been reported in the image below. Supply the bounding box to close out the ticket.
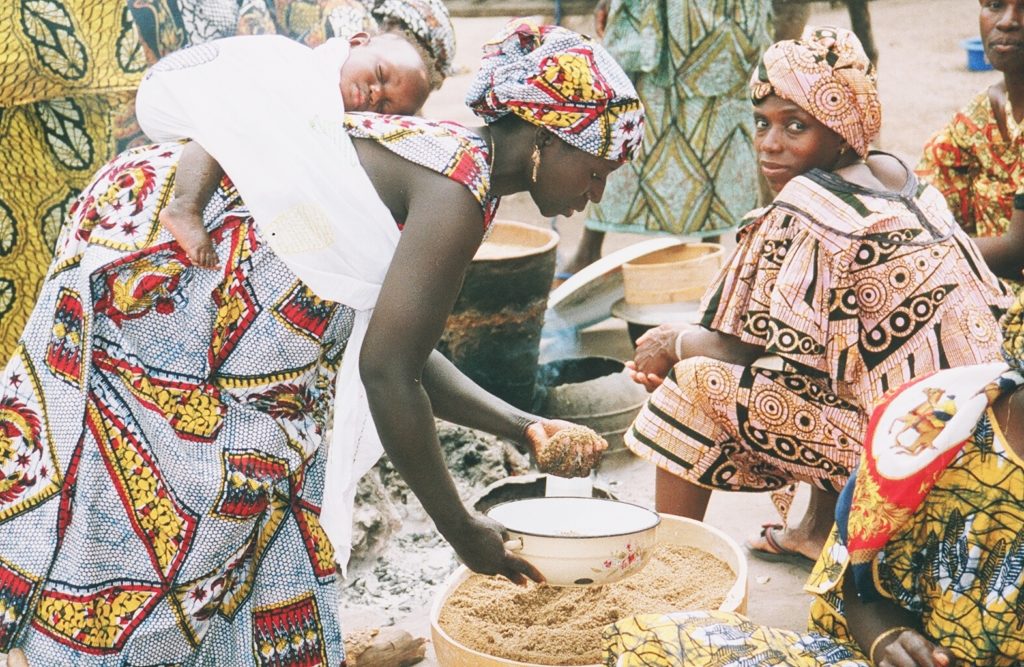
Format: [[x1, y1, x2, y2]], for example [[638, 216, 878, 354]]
[[626, 159, 1011, 506], [917, 89, 1023, 239]]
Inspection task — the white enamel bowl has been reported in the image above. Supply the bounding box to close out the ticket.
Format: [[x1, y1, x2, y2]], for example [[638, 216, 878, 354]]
[[430, 513, 749, 667], [487, 497, 660, 587]]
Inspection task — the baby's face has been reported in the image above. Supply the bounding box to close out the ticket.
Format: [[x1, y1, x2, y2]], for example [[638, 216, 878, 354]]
[[340, 33, 431, 115]]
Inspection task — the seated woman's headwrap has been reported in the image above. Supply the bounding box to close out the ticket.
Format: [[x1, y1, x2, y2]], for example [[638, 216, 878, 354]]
[[750, 26, 881, 157], [465, 19, 645, 163]]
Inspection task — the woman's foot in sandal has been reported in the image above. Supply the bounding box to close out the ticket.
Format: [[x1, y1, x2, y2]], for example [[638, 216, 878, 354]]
[[744, 523, 819, 567]]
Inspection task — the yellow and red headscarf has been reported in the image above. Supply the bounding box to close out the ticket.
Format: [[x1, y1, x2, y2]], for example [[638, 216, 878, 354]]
[[750, 26, 881, 157], [466, 19, 645, 163]]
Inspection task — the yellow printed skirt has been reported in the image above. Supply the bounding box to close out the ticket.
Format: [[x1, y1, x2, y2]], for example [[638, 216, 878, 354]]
[[603, 611, 868, 666], [0, 92, 143, 363]]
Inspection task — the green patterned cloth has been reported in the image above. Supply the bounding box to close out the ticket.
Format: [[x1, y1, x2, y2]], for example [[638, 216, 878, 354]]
[[585, 0, 771, 237]]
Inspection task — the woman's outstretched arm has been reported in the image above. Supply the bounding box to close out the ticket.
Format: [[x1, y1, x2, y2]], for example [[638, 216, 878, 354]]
[[421, 350, 606, 476], [356, 145, 542, 584]]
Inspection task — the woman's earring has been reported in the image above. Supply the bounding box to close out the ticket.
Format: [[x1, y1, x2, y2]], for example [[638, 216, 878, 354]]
[[530, 146, 541, 184]]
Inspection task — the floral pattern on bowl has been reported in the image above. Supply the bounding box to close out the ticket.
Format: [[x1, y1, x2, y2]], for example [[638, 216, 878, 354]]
[[593, 542, 645, 582], [488, 497, 660, 586]]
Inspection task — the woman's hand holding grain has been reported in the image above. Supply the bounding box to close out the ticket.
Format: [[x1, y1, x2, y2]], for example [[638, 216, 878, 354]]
[[526, 420, 607, 477]]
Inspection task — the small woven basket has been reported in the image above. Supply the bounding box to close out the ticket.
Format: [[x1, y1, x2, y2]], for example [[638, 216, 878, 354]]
[[621, 243, 724, 305]]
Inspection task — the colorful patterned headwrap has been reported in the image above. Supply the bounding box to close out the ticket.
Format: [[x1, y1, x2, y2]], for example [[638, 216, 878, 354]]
[[750, 26, 881, 157], [466, 19, 645, 162], [322, 0, 455, 88], [372, 0, 456, 80]]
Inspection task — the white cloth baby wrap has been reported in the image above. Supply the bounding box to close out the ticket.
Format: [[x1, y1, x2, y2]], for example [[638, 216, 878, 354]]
[[135, 34, 396, 572]]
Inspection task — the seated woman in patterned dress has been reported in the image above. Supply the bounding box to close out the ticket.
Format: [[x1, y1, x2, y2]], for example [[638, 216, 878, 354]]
[[602, 289, 1024, 667], [916, 0, 1024, 283], [0, 20, 644, 666], [624, 27, 1011, 565]]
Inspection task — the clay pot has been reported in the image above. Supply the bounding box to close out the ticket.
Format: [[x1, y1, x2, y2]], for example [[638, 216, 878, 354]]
[[439, 220, 558, 410], [534, 357, 648, 452]]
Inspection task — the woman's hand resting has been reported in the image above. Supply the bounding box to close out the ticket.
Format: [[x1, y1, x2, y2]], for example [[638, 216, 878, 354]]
[[525, 419, 607, 477], [447, 513, 544, 586], [873, 628, 959, 667], [625, 323, 690, 391]]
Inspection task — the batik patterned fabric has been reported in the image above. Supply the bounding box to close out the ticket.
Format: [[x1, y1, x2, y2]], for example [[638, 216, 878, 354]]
[[0, 142, 347, 664], [839, 362, 1021, 599], [586, 0, 770, 237], [625, 162, 1011, 515], [809, 413, 1024, 665], [466, 19, 644, 163], [129, 0, 330, 57], [917, 90, 1022, 238], [0, 0, 342, 382], [835, 286, 1024, 598], [602, 611, 868, 666], [751, 26, 881, 157], [320, 0, 378, 45], [344, 112, 499, 228], [0, 0, 148, 370], [0, 110, 499, 661], [604, 411, 1024, 666]]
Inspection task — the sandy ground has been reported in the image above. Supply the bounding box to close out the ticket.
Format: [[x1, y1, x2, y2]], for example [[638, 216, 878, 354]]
[[350, 1, 998, 663]]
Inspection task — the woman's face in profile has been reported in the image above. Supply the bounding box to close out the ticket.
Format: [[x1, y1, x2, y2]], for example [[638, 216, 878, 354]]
[[753, 95, 846, 193], [528, 137, 622, 218]]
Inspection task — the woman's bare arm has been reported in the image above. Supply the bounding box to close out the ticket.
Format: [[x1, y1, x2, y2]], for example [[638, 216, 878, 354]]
[[971, 209, 1024, 280], [627, 323, 765, 391], [356, 142, 542, 584]]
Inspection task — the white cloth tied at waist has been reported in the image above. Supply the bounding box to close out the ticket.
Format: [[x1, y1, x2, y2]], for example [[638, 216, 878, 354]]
[[135, 34, 394, 572]]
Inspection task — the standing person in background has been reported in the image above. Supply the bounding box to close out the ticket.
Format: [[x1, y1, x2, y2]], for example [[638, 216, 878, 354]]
[[917, 0, 1024, 282], [0, 0, 147, 370], [558, 0, 771, 280]]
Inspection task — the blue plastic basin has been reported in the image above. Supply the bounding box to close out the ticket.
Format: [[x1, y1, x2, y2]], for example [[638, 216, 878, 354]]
[[962, 37, 993, 72]]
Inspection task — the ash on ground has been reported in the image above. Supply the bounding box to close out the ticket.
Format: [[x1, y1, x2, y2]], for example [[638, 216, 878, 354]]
[[340, 421, 530, 625]]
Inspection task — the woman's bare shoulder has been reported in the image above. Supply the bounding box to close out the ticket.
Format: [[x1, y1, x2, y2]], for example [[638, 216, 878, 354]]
[[846, 152, 911, 192]]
